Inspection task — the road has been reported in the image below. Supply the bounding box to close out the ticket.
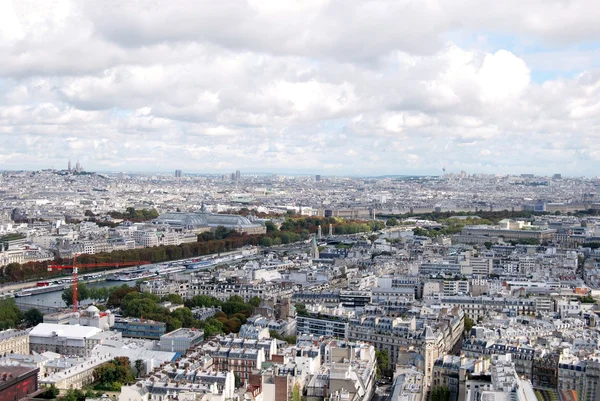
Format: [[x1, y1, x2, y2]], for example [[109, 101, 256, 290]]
[[0, 264, 149, 295], [0, 246, 260, 295]]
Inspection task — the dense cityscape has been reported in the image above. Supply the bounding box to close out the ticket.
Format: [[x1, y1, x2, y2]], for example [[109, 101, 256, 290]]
[[3, 1, 600, 401], [0, 167, 599, 401]]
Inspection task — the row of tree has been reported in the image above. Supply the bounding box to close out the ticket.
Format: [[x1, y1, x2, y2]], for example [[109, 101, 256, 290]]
[[0, 214, 385, 285], [379, 209, 541, 223], [39, 386, 104, 401], [108, 207, 159, 221], [61, 283, 112, 307], [0, 231, 263, 284]]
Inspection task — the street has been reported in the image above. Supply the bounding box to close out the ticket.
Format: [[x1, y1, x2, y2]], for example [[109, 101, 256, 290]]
[[371, 384, 391, 401]]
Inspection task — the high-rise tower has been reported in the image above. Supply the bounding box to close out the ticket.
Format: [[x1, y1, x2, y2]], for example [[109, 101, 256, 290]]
[[423, 326, 437, 399]]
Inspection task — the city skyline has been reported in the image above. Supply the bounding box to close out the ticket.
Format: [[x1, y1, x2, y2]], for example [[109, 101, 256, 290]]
[[5, 162, 587, 180], [12, 159, 592, 179], [1, 1, 600, 176]]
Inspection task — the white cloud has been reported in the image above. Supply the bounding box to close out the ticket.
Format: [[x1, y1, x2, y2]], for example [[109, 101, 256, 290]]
[[0, 0, 598, 175], [478, 50, 531, 102]]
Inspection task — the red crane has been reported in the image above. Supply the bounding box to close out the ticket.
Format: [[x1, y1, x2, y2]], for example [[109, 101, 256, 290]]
[[47, 258, 151, 311]]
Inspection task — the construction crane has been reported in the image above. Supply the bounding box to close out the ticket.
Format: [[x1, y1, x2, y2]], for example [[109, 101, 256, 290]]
[[47, 258, 151, 311]]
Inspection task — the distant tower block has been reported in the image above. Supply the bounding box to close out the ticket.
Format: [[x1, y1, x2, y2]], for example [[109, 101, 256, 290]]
[[68, 159, 72, 172], [329, 224, 333, 236], [316, 174, 321, 182], [175, 170, 182, 178], [317, 225, 322, 239]]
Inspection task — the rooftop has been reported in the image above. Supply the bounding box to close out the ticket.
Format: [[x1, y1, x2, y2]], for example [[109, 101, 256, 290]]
[[30, 323, 103, 339], [161, 328, 204, 339]]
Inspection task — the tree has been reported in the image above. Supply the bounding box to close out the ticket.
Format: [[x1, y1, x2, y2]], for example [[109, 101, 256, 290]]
[[413, 227, 431, 237], [0, 299, 24, 329], [294, 303, 307, 316], [375, 349, 390, 379], [62, 282, 90, 308], [24, 308, 44, 327], [89, 287, 110, 303], [171, 307, 195, 327], [121, 292, 161, 317], [161, 293, 184, 304], [185, 295, 222, 308], [579, 295, 596, 304], [265, 221, 278, 233], [166, 316, 183, 332], [60, 389, 86, 401], [93, 357, 135, 391], [221, 298, 252, 316], [431, 386, 450, 401], [134, 359, 145, 378], [260, 237, 273, 247], [386, 217, 398, 226], [214, 226, 230, 240], [464, 316, 474, 334], [39, 384, 60, 399], [248, 296, 262, 308], [107, 285, 138, 308], [293, 383, 302, 401], [269, 330, 283, 340]]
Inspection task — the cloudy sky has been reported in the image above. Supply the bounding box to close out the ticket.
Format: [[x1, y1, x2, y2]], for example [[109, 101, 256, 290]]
[[1, 0, 599, 176]]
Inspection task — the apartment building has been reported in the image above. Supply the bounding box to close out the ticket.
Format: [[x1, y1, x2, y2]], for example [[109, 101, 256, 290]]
[[209, 346, 265, 385], [348, 309, 465, 368], [39, 354, 112, 390], [0, 329, 30, 356], [437, 296, 536, 320], [443, 280, 470, 296], [305, 340, 377, 401], [188, 281, 292, 302], [113, 317, 166, 340], [296, 313, 349, 339], [159, 328, 204, 353], [461, 225, 556, 241]]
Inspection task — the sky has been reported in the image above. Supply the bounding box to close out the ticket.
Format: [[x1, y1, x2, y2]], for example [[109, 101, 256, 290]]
[[1, 0, 599, 177]]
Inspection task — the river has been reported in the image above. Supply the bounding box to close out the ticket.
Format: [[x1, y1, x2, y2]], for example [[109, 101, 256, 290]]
[[14, 280, 136, 310], [13, 247, 258, 310]]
